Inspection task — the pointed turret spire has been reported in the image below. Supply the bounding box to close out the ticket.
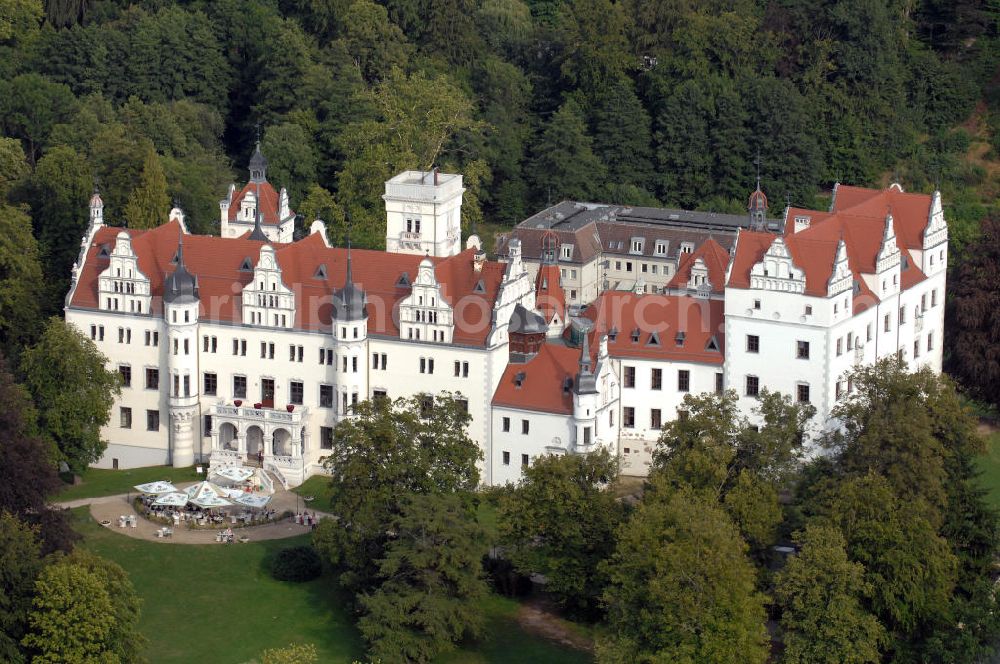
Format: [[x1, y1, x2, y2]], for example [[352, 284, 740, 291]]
[[574, 332, 598, 394], [249, 136, 268, 183], [332, 219, 367, 321], [164, 224, 199, 304], [248, 184, 268, 241]]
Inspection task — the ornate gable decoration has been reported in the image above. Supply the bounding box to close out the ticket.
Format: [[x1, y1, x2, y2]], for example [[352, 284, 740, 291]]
[[97, 231, 152, 314], [826, 238, 852, 296], [488, 239, 537, 347], [399, 257, 454, 343], [687, 257, 712, 297], [923, 190, 947, 249], [241, 245, 295, 328], [749, 236, 805, 293], [876, 212, 901, 273]]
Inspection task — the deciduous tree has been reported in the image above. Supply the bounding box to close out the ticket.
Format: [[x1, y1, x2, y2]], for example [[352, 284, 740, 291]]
[[775, 524, 886, 664], [498, 448, 625, 618], [20, 318, 120, 473], [599, 488, 769, 664], [123, 144, 169, 230], [0, 513, 43, 664], [358, 492, 488, 663], [313, 393, 481, 591]]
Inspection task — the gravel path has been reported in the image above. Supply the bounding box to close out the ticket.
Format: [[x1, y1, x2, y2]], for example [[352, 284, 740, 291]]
[[55, 481, 331, 545]]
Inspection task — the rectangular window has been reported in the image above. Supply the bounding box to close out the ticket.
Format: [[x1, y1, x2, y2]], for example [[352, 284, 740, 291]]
[[753, 299, 761, 310], [320, 426, 334, 449], [745, 375, 759, 397], [204, 415, 212, 436], [502, 451, 510, 465], [624, 366, 635, 388], [715, 372, 724, 394], [502, 417, 510, 432], [797, 341, 810, 359], [836, 338, 843, 356], [119, 365, 131, 387], [420, 358, 426, 374], [120, 407, 131, 429], [899, 307, 905, 325], [454, 361, 461, 377], [145, 330, 151, 345], [797, 384, 810, 403], [240, 339, 246, 356], [352, 356, 358, 373], [521, 419, 529, 435], [677, 370, 690, 392], [521, 454, 529, 467], [651, 368, 662, 390], [428, 358, 434, 374], [928, 332, 934, 352], [145, 368, 159, 390], [921, 294, 927, 312], [746, 335, 759, 353], [867, 323, 873, 342], [623, 406, 635, 428], [650, 408, 662, 430], [260, 342, 266, 358], [146, 409, 159, 431], [290, 345, 296, 362], [268, 343, 274, 359], [203, 372, 217, 396], [884, 314, 891, 332], [319, 384, 333, 408], [290, 381, 303, 405], [931, 289, 937, 307], [118, 327, 124, 343], [183, 338, 189, 355], [847, 332, 854, 350], [99, 325, 104, 341], [805, 305, 813, 315], [373, 389, 387, 401], [914, 340, 920, 358], [462, 362, 469, 377], [183, 374, 190, 397], [233, 375, 247, 399], [233, 339, 239, 355], [205, 336, 211, 352]]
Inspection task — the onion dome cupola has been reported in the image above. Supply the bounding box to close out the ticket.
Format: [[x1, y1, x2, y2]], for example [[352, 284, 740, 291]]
[[164, 233, 199, 304], [248, 141, 268, 183], [332, 241, 367, 321]]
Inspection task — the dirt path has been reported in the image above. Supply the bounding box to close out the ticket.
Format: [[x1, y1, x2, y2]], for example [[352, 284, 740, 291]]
[[515, 599, 594, 653]]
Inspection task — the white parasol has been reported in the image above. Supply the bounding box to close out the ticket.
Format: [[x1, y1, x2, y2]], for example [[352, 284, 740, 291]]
[[212, 467, 255, 484], [151, 492, 189, 507], [134, 481, 178, 495], [185, 481, 233, 508], [234, 493, 272, 509]]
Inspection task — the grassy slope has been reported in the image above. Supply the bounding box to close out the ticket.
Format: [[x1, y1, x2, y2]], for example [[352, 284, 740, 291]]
[[976, 432, 1000, 512], [71, 508, 588, 664], [56, 466, 202, 501]]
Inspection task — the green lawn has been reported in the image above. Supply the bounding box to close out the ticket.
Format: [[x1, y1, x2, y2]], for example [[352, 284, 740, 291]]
[[292, 474, 334, 510], [71, 509, 590, 663], [56, 465, 202, 502], [976, 432, 1000, 511]]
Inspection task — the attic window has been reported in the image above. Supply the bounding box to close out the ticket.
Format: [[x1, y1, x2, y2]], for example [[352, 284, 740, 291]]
[[239, 257, 253, 271], [705, 336, 720, 352], [514, 372, 526, 388], [171, 250, 180, 264], [675, 331, 686, 347], [473, 279, 486, 293], [647, 331, 660, 346], [608, 327, 618, 342], [901, 254, 909, 269], [96, 245, 110, 259], [630, 328, 640, 343], [396, 272, 410, 287], [314, 264, 327, 279], [562, 377, 574, 394]]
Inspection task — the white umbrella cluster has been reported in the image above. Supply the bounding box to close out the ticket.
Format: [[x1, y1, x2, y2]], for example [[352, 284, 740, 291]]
[[134, 481, 177, 495], [185, 481, 234, 508], [212, 467, 255, 484]]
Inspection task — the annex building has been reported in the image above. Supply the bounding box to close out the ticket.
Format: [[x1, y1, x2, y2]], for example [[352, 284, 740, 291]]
[[64, 147, 948, 486]]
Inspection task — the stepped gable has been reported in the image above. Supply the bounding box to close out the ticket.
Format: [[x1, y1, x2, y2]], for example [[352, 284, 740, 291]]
[[492, 343, 584, 415], [582, 291, 724, 365], [70, 221, 507, 346], [667, 236, 730, 292]]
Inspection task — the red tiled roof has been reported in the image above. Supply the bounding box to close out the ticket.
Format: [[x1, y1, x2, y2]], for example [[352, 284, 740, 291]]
[[70, 222, 506, 347], [667, 237, 730, 292], [535, 263, 565, 322], [228, 181, 286, 225], [582, 291, 725, 365], [492, 343, 582, 414], [729, 186, 934, 303], [831, 185, 931, 251]]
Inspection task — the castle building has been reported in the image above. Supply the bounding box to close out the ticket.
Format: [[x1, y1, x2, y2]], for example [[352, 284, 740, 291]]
[[65, 163, 946, 485]]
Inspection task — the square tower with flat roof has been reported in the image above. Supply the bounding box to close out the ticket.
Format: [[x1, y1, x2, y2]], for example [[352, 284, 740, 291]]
[[384, 169, 464, 257]]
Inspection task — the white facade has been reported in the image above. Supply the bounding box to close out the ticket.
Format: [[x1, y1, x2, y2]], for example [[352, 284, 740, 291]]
[[384, 170, 464, 257], [65, 176, 948, 486]]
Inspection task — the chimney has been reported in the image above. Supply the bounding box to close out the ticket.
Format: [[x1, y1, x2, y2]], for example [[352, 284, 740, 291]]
[[474, 249, 486, 272]]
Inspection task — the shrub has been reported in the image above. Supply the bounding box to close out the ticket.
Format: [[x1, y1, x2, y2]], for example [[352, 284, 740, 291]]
[[270, 545, 322, 582]]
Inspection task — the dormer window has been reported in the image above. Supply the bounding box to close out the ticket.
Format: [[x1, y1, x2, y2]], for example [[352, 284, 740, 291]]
[[705, 336, 719, 352], [560, 244, 574, 260], [473, 279, 486, 293], [97, 245, 110, 258], [514, 372, 525, 388], [314, 264, 327, 279], [630, 328, 640, 343], [396, 272, 410, 287], [680, 242, 694, 254], [608, 327, 618, 342], [630, 238, 644, 254], [654, 240, 667, 255], [239, 257, 253, 271], [648, 331, 660, 346], [674, 331, 685, 347]]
